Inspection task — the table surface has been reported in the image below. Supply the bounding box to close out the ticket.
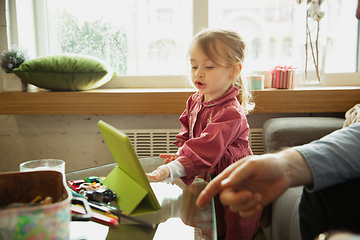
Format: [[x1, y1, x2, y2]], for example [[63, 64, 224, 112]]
[[66, 157, 216, 240]]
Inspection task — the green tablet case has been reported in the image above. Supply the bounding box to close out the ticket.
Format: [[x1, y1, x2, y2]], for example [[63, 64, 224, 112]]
[[98, 120, 161, 216]]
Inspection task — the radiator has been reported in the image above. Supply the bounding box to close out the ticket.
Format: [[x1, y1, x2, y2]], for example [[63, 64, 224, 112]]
[[123, 129, 179, 158], [123, 128, 264, 157]]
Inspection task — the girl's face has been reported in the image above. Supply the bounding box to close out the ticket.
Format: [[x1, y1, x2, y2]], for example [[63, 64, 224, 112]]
[[190, 47, 235, 102]]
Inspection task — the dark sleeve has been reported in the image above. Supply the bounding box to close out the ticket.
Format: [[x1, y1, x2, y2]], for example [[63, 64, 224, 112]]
[[294, 122, 360, 191]]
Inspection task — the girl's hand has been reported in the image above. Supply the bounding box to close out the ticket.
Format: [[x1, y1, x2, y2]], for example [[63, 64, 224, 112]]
[[146, 165, 170, 182], [159, 154, 179, 164]]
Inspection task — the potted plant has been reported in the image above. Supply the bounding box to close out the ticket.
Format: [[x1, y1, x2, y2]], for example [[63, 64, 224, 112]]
[[1, 45, 28, 92]]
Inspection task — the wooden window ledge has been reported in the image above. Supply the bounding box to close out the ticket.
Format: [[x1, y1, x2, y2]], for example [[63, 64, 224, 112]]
[[1, 87, 360, 115]]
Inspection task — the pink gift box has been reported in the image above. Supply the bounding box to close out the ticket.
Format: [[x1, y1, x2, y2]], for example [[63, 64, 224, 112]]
[[270, 66, 296, 89]]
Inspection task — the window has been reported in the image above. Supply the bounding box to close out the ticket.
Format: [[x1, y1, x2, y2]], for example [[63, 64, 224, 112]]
[[251, 39, 261, 59], [45, 0, 192, 77], [282, 38, 292, 58], [209, 0, 358, 75], [269, 38, 276, 59], [10, 0, 360, 88]]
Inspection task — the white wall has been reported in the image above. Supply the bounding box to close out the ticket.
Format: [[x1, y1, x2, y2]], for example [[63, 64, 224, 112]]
[[0, 0, 6, 51]]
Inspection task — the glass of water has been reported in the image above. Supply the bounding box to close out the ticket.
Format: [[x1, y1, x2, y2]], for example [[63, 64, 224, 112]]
[[19, 159, 65, 176]]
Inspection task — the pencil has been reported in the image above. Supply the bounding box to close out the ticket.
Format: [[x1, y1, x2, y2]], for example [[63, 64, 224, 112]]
[[88, 201, 112, 214], [71, 204, 119, 226], [88, 205, 119, 219], [110, 209, 157, 229], [88, 201, 156, 229], [75, 203, 119, 219]]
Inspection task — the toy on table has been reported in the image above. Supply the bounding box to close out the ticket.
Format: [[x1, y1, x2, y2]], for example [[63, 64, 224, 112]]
[[86, 188, 117, 203], [84, 176, 103, 185], [68, 179, 85, 192], [68, 176, 117, 204]]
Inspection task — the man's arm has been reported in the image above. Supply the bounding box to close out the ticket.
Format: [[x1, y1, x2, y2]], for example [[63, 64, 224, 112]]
[[295, 122, 360, 191], [197, 122, 360, 218]]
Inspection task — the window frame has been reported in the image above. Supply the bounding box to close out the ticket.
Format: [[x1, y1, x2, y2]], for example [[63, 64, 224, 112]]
[[8, 0, 360, 88]]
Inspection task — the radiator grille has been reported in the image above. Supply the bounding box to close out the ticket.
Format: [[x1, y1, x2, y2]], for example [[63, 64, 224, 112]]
[[124, 130, 179, 157], [124, 128, 264, 157]]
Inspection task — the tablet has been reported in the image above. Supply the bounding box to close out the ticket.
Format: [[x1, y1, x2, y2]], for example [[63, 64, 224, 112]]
[[98, 120, 161, 215]]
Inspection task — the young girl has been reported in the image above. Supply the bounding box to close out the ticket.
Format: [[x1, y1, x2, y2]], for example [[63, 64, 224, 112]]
[[146, 29, 260, 240]]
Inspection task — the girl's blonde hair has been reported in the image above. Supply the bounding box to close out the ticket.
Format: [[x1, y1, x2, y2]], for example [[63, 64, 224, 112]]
[[188, 29, 255, 114]]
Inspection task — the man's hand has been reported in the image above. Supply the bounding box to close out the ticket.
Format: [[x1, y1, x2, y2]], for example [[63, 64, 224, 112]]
[[196, 149, 312, 218]]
